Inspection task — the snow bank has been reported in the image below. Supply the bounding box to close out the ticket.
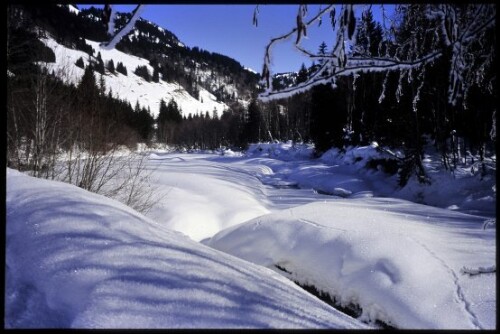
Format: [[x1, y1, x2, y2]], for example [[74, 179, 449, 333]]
[[246, 141, 315, 161], [145, 153, 271, 241], [247, 142, 496, 218], [205, 199, 496, 329], [6, 168, 367, 329]]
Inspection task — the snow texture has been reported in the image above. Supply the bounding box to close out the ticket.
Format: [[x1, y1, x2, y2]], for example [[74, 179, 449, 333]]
[[205, 199, 495, 329], [6, 142, 495, 329], [5, 168, 366, 329]]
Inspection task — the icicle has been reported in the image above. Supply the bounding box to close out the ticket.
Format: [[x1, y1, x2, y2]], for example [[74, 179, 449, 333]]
[[396, 70, 405, 103], [378, 72, 389, 104], [412, 68, 426, 113], [352, 73, 359, 92]]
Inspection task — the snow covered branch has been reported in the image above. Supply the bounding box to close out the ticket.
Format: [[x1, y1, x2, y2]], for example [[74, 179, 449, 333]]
[[100, 5, 145, 50], [259, 51, 442, 102], [258, 4, 496, 105], [259, 4, 335, 90]]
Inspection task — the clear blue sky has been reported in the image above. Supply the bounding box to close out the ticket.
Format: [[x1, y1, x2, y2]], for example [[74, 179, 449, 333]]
[[78, 4, 391, 74]]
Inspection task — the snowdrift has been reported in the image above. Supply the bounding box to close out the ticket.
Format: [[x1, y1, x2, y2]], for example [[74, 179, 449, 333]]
[[5, 168, 366, 329], [205, 199, 496, 329]]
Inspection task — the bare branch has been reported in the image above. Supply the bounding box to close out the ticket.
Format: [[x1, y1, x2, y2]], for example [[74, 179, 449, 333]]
[[259, 5, 334, 90]]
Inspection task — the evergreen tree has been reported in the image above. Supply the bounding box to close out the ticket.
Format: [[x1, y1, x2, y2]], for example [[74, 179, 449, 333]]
[[94, 51, 105, 74], [152, 66, 160, 83], [75, 56, 84, 69], [297, 63, 308, 84], [134, 65, 151, 81], [354, 9, 383, 56], [318, 41, 328, 64], [309, 82, 348, 154], [349, 9, 386, 145], [106, 59, 115, 74], [78, 65, 99, 100], [116, 61, 127, 76], [244, 99, 261, 143], [136, 106, 154, 142]]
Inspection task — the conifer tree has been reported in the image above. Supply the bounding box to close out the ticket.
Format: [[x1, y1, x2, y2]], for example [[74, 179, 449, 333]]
[[244, 100, 261, 143], [296, 63, 308, 84], [106, 59, 115, 74], [116, 61, 127, 76], [75, 57, 85, 69]]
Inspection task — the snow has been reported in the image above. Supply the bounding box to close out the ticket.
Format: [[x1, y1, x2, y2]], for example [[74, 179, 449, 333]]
[[204, 199, 495, 329], [67, 5, 79, 15], [6, 142, 495, 329], [244, 66, 258, 74], [40, 37, 227, 118], [5, 168, 366, 329]]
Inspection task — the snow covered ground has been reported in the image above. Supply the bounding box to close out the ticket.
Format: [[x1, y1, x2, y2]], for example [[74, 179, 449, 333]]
[[6, 142, 496, 328], [5, 168, 366, 329]]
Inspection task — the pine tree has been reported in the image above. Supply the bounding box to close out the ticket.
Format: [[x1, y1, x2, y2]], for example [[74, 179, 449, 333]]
[[94, 51, 105, 74], [297, 63, 308, 84], [354, 9, 383, 56], [152, 66, 160, 83], [309, 82, 349, 154], [116, 62, 127, 76], [134, 65, 150, 82], [349, 9, 386, 145], [318, 41, 328, 65], [75, 57, 85, 69], [244, 99, 261, 143], [78, 65, 99, 100], [106, 59, 115, 74]]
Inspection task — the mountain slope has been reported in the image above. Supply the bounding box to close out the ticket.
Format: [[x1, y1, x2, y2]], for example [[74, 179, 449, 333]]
[[42, 36, 227, 118], [11, 3, 259, 117]]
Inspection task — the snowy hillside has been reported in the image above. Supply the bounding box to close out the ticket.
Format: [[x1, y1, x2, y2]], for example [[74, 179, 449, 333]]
[[41, 37, 228, 118]]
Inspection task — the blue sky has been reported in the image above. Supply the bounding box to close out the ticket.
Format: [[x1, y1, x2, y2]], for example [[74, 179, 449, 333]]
[[78, 4, 391, 74]]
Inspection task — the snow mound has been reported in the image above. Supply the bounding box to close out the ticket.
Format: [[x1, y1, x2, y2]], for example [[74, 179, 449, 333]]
[[246, 141, 314, 161], [205, 199, 496, 329], [6, 168, 367, 329]]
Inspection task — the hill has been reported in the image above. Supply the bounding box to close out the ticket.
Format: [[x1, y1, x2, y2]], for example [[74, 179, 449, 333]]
[[9, 3, 260, 117]]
